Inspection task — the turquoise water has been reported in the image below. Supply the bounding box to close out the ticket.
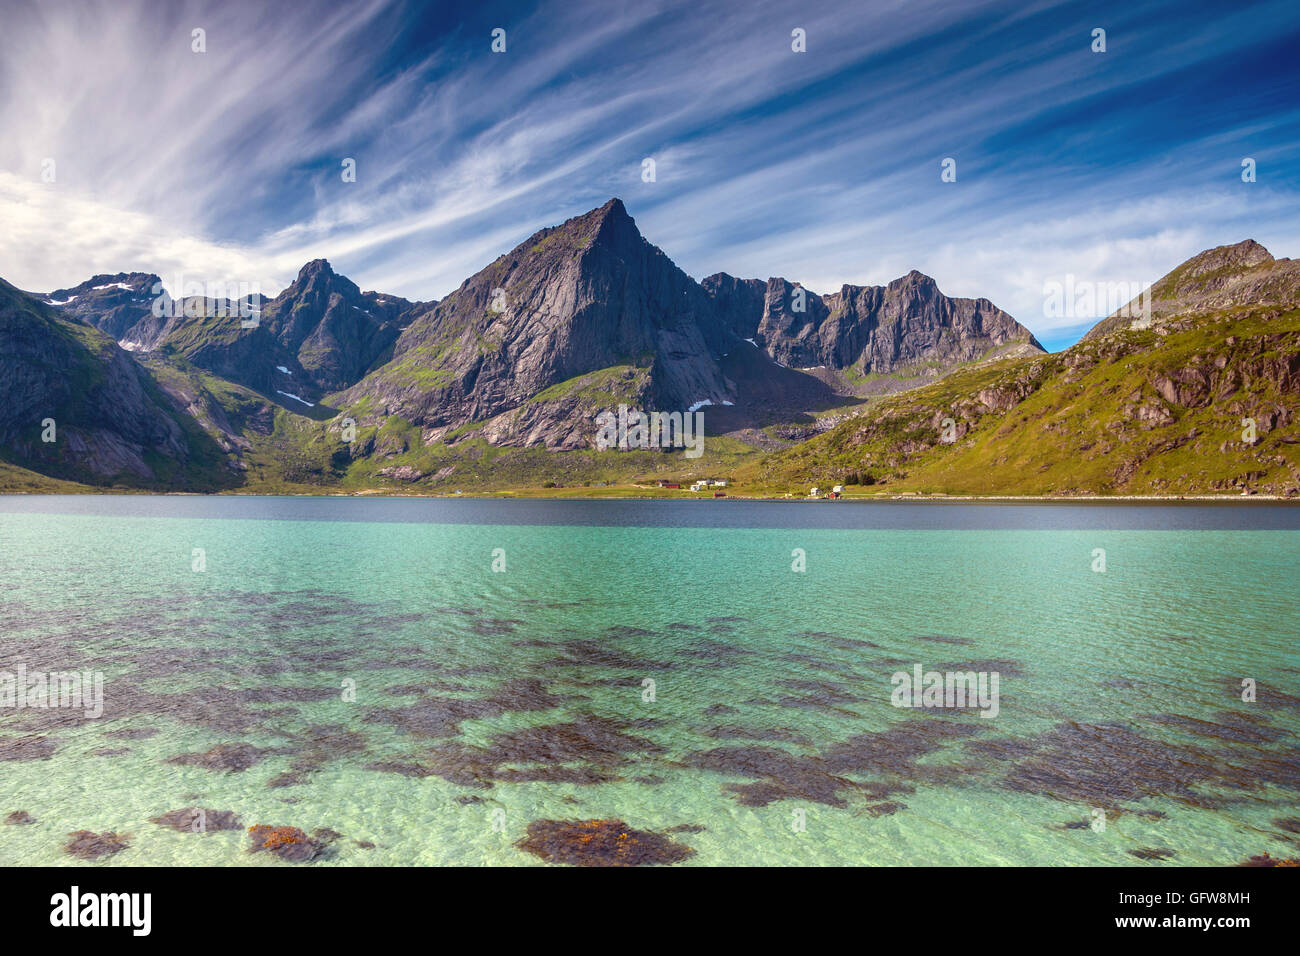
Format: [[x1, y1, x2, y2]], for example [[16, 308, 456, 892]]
[[1, 497, 1297, 866]]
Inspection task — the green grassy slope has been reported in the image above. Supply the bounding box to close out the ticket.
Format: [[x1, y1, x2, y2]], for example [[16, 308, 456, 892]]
[[743, 305, 1300, 496]]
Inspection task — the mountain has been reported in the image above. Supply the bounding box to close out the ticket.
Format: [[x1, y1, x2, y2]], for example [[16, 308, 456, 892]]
[[0, 278, 231, 488], [335, 199, 734, 449], [1082, 239, 1300, 341], [38, 261, 414, 404], [334, 198, 1039, 457], [259, 260, 415, 392], [40, 272, 161, 342], [749, 240, 1300, 496], [702, 269, 1044, 390], [25, 201, 1032, 474], [17, 201, 1284, 498]]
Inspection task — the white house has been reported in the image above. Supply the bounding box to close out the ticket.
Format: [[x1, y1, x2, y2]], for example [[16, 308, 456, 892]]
[[809, 487, 820, 497], [832, 485, 843, 494]]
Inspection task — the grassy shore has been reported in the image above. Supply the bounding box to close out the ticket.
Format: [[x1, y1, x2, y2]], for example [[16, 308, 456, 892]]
[[2, 457, 1294, 500]]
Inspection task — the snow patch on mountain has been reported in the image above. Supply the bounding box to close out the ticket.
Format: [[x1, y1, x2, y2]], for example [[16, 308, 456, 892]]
[[276, 390, 315, 407]]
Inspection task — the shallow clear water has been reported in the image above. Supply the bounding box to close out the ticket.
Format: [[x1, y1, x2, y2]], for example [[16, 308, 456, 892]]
[[1, 496, 1297, 866]]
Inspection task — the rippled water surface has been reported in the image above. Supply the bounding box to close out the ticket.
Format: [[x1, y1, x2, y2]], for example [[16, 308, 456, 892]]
[[1, 496, 1297, 866]]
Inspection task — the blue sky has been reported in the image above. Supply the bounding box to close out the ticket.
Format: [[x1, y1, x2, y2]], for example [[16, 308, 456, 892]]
[[2, 0, 1298, 349]]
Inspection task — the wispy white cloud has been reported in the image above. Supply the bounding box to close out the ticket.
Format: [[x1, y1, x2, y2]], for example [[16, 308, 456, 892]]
[[1, 0, 1297, 347]]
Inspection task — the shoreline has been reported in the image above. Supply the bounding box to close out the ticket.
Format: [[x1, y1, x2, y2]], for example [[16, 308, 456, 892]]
[[0, 489, 1296, 504]]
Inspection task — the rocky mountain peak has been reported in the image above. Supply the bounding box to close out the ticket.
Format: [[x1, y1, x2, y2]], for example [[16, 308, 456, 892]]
[[250, 259, 410, 393], [1084, 238, 1299, 342], [284, 258, 358, 300], [37, 272, 163, 342], [585, 197, 632, 230], [339, 198, 733, 439], [298, 258, 335, 278], [535, 197, 640, 257], [706, 266, 1040, 377], [1182, 239, 1273, 278], [45, 271, 160, 301], [889, 269, 937, 291]]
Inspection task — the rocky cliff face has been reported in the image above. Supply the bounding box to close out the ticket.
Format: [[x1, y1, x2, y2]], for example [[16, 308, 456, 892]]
[[38, 261, 414, 403], [338, 199, 734, 437], [259, 260, 414, 392], [40, 272, 294, 399], [699, 273, 767, 339], [0, 278, 226, 486], [40, 272, 161, 342], [703, 269, 1044, 375]]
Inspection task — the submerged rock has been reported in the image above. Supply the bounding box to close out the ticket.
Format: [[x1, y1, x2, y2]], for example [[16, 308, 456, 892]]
[[247, 824, 339, 862], [1129, 847, 1176, 861], [1241, 853, 1300, 867], [4, 810, 35, 825], [266, 771, 311, 789], [0, 735, 58, 761], [150, 807, 242, 832], [663, 823, 706, 834], [64, 830, 130, 860], [167, 743, 267, 772], [516, 818, 695, 867], [104, 727, 160, 740]]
